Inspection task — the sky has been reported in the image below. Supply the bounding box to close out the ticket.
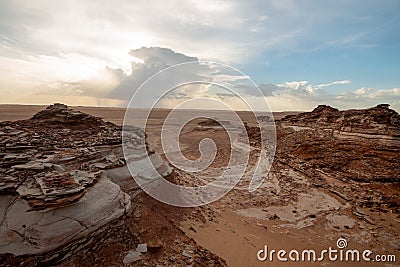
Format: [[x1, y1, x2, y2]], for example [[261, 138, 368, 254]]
[[0, 0, 399, 111]]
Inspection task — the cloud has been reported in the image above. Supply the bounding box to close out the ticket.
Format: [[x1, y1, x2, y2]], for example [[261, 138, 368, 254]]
[[263, 83, 400, 112], [354, 87, 374, 96], [1, 0, 399, 109], [49, 67, 125, 98], [340, 87, 400, 106], [2, 0, 395, 77], [238, 83, 278, 97], [129, 47, 198, 69], [0, 40, 399, 112], [235, 78, 399, 112], [110, 47, 208, 103], [274, 81, 323, 96], [258, 83, 280, 96], [105, 47, 272, 110], [318, 80, 351, 87]]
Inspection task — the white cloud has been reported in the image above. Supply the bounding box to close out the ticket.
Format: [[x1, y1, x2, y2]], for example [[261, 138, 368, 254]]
[[0, 41, 399, 112], [0, 47, 400, 111], [110, 47, 209, 103], [369, 88, 400, 98], [1, 0, 387, 81], [275, 81, 323, 96], [261, 83, 400, 112], [354, 87, 374, 96], [318, 80, 351, 87]]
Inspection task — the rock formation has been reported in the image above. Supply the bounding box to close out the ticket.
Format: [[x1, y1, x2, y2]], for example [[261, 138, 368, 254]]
[[277, 104, 399, 212], [0, 104, 131, 263], [282, 104, 400, 136]]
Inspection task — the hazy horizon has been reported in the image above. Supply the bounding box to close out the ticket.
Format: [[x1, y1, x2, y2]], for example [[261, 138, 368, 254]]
[[0, 102, 397, 113]]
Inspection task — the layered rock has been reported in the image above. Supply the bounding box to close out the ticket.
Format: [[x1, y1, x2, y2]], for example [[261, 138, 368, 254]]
[[282, 104, 400, 136], [31, 103, 115, 130], [0, 104, 132, 263], [278, 104, 400, 181], [0, 175, 130, 257], [276, 104, 400, 213]]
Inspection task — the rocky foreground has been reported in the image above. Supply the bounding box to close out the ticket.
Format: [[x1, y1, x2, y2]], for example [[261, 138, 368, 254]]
[[0, 104, 226, 266]]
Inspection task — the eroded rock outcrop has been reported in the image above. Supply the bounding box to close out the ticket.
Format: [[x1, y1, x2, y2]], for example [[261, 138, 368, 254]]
[[0, 104, 131, 263], [276, 104, 400, 213], [31, 103, 115, 130], [282, 104, 400, 136]]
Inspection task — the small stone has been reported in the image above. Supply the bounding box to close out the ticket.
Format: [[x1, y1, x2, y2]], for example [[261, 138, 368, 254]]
[[136, 243, 147, 253], [52, 164, 65, 172], [123, 251, 141, 264], [148, 240, 163, 253], [94, 162, 107, 169], [182, 250, 193, 259], [105, 154, 119, 163]]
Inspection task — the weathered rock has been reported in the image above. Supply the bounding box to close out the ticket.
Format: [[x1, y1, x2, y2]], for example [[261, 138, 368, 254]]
[[136, 243, 148, 253], [123, 250, 142, 264], [0, 175, 130, 256], [0, 104, 136, 262], [278, 105, 400, 184], [147, 239, 163, 253], [282, 104, 400, 136], [31, 103, 112, 130], [182, 245, 194, 259], [13, 162, 45, 171], [122, 243, 149, 265], [275, 104, 400, 221], [0, 176, 20, 193]]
